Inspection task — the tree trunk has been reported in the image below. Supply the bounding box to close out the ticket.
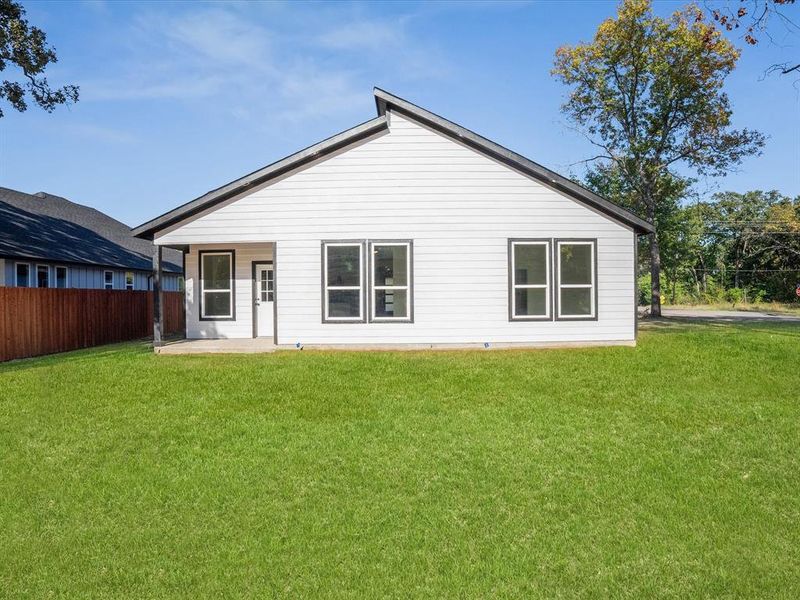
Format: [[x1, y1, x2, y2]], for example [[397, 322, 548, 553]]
[[650, 231, 662, 317]]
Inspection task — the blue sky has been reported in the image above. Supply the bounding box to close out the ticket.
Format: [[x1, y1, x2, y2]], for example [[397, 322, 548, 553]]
[[1, 0, 798, 227]]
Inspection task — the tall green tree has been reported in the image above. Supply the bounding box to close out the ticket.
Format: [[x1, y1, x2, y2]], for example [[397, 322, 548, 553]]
[[585, 164, 695, 304], [0, 0, 78, 117], [553, 0, 764, 316]]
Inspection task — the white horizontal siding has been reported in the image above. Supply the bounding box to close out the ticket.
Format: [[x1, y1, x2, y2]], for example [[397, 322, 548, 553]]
[[184, 244, 273, 339], [161, 112, 636, 344]]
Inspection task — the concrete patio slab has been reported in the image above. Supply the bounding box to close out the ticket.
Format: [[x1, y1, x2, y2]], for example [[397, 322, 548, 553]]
[[155, 338, 277, 355]]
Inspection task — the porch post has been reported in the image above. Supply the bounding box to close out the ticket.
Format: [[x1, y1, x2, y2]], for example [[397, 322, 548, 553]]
[[153, 245, 164, 347]]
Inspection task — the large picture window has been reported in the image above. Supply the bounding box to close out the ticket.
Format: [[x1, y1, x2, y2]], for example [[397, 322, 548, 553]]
[[509, 240, 551, 320], [370, 241, 412, 321], [200, 251, 235, 320], [322, 242, 364, 322], [556, 240, 597, 320]]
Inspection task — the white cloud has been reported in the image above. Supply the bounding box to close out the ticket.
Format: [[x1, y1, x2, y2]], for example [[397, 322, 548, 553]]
[[82, 4, 449, 124], [318, 21, 404, 51], [157, 10, 273, 69]]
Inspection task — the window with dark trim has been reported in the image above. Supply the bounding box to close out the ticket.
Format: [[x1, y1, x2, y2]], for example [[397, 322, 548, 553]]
[[509, 239, 551, 320], [322, 241, 364, 322], [556, 239, 597, 320], [104, 270, 114, 290], [125, 271, 134, 290], [200, 251, 235, 319], [36, 265, 49, 288], [15, 263, 30, 287], [370, 241, 412, 322], [55, 266, 68, 289]]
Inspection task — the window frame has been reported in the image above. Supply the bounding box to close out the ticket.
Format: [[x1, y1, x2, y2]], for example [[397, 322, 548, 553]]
[[555, 238, 598, 321], [199, 249, 236, 321], [36, 264, 50, 288], [321, 240, 366, 323], [15, 262, 31, 288], [103, 270, 114, 290], [508, 238, 553, 321], [55, 266, 69, 289], [125, 271, 135, 291], [369, 240, 414, 323]]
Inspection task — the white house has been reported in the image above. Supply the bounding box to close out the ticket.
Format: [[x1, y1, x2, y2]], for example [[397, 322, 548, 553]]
[[133, 89, 653, 349]]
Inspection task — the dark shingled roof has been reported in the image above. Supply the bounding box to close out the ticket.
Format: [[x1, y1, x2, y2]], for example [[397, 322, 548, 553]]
[[0, 187, 182, 273]]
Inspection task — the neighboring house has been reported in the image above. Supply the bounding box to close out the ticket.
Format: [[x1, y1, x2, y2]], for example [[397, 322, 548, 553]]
[[134, 89, 653, 348], [0, 187, 183, 291]]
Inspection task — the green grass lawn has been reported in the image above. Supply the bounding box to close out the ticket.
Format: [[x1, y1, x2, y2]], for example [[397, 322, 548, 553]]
[[1, 322, 799, 598]]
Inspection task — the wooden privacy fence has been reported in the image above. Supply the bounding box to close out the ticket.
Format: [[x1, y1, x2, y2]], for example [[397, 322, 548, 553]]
[[0, 288, 184, 362]]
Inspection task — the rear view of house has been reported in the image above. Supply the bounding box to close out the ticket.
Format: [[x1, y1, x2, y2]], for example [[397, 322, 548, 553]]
[[135, 89, 653, 348]]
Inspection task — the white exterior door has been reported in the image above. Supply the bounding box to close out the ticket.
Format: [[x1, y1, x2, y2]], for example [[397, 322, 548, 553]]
[[254, 264, 274, 337]]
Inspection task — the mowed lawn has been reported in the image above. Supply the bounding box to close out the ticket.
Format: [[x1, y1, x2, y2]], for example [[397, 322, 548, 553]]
[[1, 323, 799, 598]]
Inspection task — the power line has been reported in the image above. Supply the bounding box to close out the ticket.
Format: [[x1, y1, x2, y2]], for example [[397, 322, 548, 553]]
[[703, 230, 800, 235], [683, 268, 800, 273]]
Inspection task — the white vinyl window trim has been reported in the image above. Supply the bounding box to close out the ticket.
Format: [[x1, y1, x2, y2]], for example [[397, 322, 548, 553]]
[[200, 251, 234, 319], [323, 242, 364, 322], [125, 271, 134, 290], [15, 262, 31, 287], [104, 270, 114, 290], [510, 240, 551, 320], [556, 240, 596, 319], [370, 241, 412, 322], [55, 266, 69, 289]]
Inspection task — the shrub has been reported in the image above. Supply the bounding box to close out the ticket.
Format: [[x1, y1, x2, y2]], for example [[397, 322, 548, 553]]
[[726, 287, 745, 306]]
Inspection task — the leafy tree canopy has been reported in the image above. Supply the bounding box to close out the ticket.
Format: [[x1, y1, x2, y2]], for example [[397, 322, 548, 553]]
[[0, 0, 78, 118], [553, 0, 765, 314]]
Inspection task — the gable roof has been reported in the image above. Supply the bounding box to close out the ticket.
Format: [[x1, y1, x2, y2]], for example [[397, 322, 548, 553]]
[[133, 89, 654, 238], [0, 187, 183, 273], [132, 116, 389, 239], [373, 88, 653, 234]]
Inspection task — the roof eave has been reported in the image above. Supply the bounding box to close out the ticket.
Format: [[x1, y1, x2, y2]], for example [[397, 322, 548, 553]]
[[132, 115, 390, 240]]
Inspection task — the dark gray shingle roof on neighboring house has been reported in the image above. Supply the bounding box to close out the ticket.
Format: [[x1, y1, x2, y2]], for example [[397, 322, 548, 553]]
[[0, 187, 182, 273]]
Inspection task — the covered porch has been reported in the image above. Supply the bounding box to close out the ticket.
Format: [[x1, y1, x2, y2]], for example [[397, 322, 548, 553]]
[[152, 242, 276, 347]]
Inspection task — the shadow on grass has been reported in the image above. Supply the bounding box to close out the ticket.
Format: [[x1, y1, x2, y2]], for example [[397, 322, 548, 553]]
[[0, 340, 154, 374], [641, 317, 800, 339]]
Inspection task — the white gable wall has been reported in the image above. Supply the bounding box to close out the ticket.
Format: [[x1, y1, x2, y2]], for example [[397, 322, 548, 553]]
[[158, 112, 636, 344]]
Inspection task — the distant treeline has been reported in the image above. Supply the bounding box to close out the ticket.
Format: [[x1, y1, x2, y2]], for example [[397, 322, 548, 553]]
[[637, 190, 800, 305]]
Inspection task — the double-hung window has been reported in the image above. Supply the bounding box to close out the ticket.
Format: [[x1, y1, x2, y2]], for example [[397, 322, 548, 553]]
[[322, 242, 364, 322], [36, 265, 49, 288], [200, 251, 235, 320], [370, 241, 412, 321], [125, 271, 134, 290], [556, 239, 596, 320], [509, 240, 551, 320], [104, 270, 114, 290], [55, 266, 68, 288], [15, 263, 30, 287]]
